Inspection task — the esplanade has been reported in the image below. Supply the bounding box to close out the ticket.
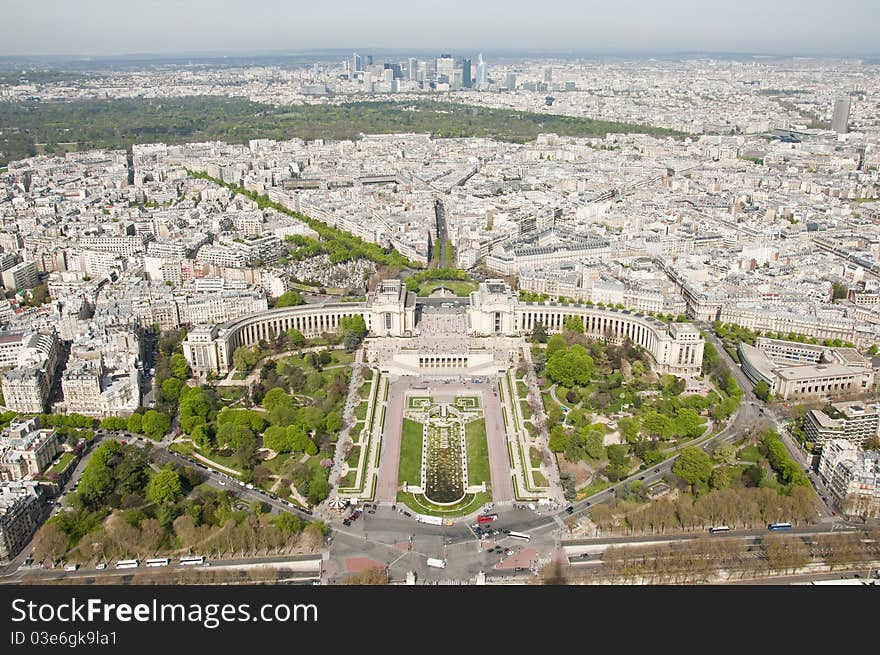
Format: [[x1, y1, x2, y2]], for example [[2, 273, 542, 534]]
[[183, 279, 704, 377]]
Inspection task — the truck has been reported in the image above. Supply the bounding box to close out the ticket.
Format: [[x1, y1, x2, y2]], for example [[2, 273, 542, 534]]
[[416, 514, 443, 526], [426, 558, 446, 569]]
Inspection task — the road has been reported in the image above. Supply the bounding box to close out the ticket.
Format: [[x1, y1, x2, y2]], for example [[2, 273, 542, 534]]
[[434, 198, 448, 268]]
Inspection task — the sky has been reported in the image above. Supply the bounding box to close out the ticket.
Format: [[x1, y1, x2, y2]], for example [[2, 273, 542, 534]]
[[1, 0, 878, 58]]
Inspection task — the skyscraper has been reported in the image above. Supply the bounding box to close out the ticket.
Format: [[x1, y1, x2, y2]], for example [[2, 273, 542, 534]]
[[544, 66, 553, 83], [461, 58, 472, 88], [832, 95, 852, 134], [436, 54, 455, 83], [505, 72, 516, 91], [351, 53, 363, 75], [476, 53, 488, 90], [407, 57, 418, 81]]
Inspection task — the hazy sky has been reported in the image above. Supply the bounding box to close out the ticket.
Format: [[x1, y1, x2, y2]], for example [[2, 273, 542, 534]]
[[1, 0, 878, 57]]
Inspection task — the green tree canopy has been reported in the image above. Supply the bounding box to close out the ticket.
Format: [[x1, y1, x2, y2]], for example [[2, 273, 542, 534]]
[[545, 344, 594, 388], [170, 353, 190, 379], [146, 467, 183, 504], [141, 410, 171, 440], [672, 446, 713, 489], [275, 290, 305, 308]]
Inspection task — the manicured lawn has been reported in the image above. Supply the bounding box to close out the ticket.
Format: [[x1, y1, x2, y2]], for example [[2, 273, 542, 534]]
[[532, 470, 548, 487], [465, 419, 490, 486], [345, 446, 361, 468], [47, 451, 75, 475], [738, 445, 762, 462], [398, 418, 424, 486], [330, 351, 355, 366], [359, 381, 370, 398], [397, 490, 492, 517], [354, 402, 368, 421], [418, 280, 478, 297], [339, 471, 357, 488], [170, 442, 194, 457], [529, 447, 543, 468], [577, 478, 611, 500], [516, 381, 528, 398], [520, 401, 533, 420]]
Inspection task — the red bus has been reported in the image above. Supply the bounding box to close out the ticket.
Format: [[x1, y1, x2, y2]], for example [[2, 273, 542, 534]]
[[477, 514, 497, 525]]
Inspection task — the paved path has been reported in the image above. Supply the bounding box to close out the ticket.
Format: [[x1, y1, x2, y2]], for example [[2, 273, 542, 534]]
[[375, 378, 406, 502]]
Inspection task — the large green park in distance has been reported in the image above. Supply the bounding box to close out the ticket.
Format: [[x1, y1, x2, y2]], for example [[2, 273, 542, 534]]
[[0, 96, 685, 166]]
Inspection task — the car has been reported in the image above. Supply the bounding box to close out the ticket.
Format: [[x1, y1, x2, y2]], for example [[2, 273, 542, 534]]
[[403, 511, 412, 517], [367, 509, 376, 515], [585, 501, 591, 507], [565, 506, 574, 514], [502, 529, 511, 534], [218, 480, 226, 486], [95, 563, 107, 570], [342, 519, 352, 526], [638, 476, 645, 481], [654, 468, 660, 473]]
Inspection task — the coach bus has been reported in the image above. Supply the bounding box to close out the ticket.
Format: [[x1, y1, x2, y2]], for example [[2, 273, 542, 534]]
[[477, 514, 497, 525], [768, 522, 793, 531], [179, 555, 205, 566], [709, 526, 731, 534], [508, 531, 531, 541], [115, 559, 139, 569], [145, 558, 170, 567]]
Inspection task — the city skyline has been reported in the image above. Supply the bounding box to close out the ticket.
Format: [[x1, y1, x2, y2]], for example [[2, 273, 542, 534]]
[[1, 0, 879, 58]]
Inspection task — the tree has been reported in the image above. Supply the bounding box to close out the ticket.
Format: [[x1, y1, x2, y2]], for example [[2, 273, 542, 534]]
[[272, 512, 302, 534], [307, 476, 329, 506], [753, 380, 771, 402], [642, 411, 674, 441], [563, 315, 584, 333], [531, 321, 548, 343], [674, 408, 706, 439], [262, 425, 293, 453], [709, 467, 729, 490], [618, 416, 641, 443], [287, 328, 306, 348], [581, 426, 606, 460], [714, 443, 737, 465], [126, 413, 143, 434], [546, 334, 567, 358], [146, 468, 183, 504], [161, 376, 183, 402], [141, 410, 171, 440], [339, 314, 367, 343], [545, 345, 594, 388], [233, 345, 261, 372], [275, 290, 305, 308], [325, 412, 343, 433], [548, 425, 568, 452], [672, 447, 713, 490], [170, 353, 190, 379], [31, 522, 69, 564]]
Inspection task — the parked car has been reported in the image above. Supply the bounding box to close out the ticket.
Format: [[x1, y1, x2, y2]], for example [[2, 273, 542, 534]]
[[565, 506, 574, 514]]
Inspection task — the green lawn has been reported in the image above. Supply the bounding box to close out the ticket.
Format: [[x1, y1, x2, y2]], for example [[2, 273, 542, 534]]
[[47, 451, 75, 475], [529, 447, 543, 468], [354, 402, 368, 421], [577, 478, 611, 500], [339, 471, 357, 488], [738, 445, 762, 462], [397, 490, 492, 517], [417, 280, 478, 297], [170, 442, 195, 457], [516, 381, 528, 398], [398, 418, 424, 486], [532, 471, 548, 487], [345, 446, 361, 468], [465, 419, 490, 486], [520, 401, 533, 420]]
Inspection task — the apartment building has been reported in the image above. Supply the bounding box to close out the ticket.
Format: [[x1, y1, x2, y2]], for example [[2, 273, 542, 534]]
[[818, 439, 880, 519], [805, 401, 880, 448], [0, 418, 60, 482], [0, 481, 44, 563]]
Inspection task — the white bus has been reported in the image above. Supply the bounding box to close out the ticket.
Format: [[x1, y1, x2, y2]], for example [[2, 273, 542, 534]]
[[426, 558, 446, 569], [145, 558, 170, 567], [179, 555, 205, 566], [709, 526, 731, 534], [508, 531, 531, 541], [115, 559, 139, 569]]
